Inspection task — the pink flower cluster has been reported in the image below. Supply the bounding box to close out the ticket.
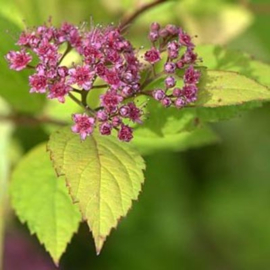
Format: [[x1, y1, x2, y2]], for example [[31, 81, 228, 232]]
[[145, 23, 201, 108], [5, 20, 202, 142]]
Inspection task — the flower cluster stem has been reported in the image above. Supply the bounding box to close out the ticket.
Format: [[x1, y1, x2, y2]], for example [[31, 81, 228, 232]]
[[119, 0, 167, 31], [68, 92, 95, 116], [59, 43, 72, 64]]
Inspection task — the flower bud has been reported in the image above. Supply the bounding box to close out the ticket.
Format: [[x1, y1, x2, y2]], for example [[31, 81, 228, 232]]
[[165, 24, 178, 35], [150, 22, 160, 31], [165, 76, 176, 88], [119, 106, 130, 117], [176, 60, 185, 69], [122, 86, 134, 97], [173, 88, 181, 97], [164, 62, 176, 73], [153, 89, 166, 101], [148, 31, 159, 42], [159, 28, 169, 38], [161, 97, 172, 107], [175, 98, 185, 108], [112, 116, 122, 127], [96, 110, 108, 121]]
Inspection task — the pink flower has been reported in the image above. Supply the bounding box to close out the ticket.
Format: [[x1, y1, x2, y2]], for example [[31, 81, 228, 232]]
[[69, 29, 82, 48], [178, 29, 194, 48], [118, 125, 133, 142], [182, 48, 197, 64], [47, 80, 71, 103], [17, 31, 32, 46], [183, 66, 200, 85], [68, 65, 94, 90], [144, 48, 161, 64], [100, 90, 123, 113], [34, 40, 60, 65], [127, 102, 142, 123], [182, 84, 198, 103], [34, 39, 57, 57], [5, 50, 32, 71], [29, 74, 47, 93], [99, 122, 112, 135], [103, 69, 121, 88], [72, 114, 95, 140]]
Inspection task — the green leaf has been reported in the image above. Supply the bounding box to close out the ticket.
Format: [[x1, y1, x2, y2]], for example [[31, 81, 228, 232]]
[[10, 143, 81, 264], [197, 44, 270, 87], [47, 127, 145, 254], [193, 45, 270, 122], [132, 76, 218, 153], [133, 126, 220, 155], [196, 70, 270, 107], [132, 67, 270, 153], [137, 99, 197, 137]]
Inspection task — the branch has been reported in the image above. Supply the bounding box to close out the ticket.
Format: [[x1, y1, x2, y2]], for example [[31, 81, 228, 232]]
[[68, 92, 95, 116], [59, 43, 72, 64], [92, 84, 108, 89], [238, 0, 270, 14], [119, 0, 167, 32], [249, 3, 270, 14], [0, 114, 68, 126]]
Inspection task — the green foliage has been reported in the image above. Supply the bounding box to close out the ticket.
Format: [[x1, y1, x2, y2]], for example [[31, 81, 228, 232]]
[[133, 62, 270, 154], [195, 45, 270, 121], [10, 143, 81, 264], [196, 70, 270, 107], [47, 127, 145, 254], [133, 126, 219, 155], [196, 44, 270, 86], [137, 99, 197, 135]]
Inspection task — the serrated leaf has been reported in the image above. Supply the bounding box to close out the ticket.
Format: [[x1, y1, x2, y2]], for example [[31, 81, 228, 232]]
[[194, 45, 270, 121], [133, 126, 219, 155], [197, 44, 270, 87], [196, 70, 270, 107], [47, 127, 145, 254], [10, 143, 81, 264]]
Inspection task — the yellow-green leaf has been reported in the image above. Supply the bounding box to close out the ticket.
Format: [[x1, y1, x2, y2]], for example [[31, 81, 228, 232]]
[[10, 143, 81, 264], [193, 45, 270, 122], [196, 44, 270, 87], [196, 70, 270, 107], [47, 127, 145, 254]]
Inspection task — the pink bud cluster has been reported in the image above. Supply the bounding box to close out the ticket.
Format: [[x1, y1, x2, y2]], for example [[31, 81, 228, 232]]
[[145, 23, 201, 108], [5, 20, 202, 142]]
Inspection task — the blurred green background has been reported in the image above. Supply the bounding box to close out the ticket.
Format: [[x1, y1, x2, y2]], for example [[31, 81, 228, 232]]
[[1, 0, 270, 269]]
